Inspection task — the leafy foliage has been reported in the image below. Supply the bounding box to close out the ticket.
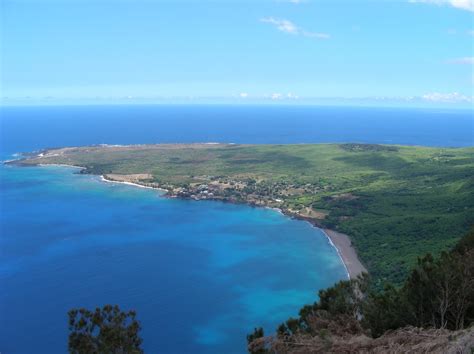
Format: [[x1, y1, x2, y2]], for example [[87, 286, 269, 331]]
[[68, 305, 143, 354]]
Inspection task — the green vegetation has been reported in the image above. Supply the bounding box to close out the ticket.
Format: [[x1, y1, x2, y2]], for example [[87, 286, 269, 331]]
[[68, 304, 143, 354], [247, 228, 474, 353], [14, 143, 474, 284]]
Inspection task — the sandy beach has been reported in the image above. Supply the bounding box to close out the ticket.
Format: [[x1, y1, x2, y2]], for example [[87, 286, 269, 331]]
[[323, 229, 367, 279], [100, 174, 168, 192]]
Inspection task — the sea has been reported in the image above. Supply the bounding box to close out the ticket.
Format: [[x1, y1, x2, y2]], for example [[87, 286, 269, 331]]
[[0, 105, 472, 354]]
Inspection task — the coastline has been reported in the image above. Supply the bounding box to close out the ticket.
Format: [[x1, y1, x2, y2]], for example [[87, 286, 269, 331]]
[[38, 163, 85, 170], [265, 207, 362, 279], [322, 229, 367, 279], [6, 156, 367, 280], [99, 173, 367, 279], [100, 175, 168, 193]]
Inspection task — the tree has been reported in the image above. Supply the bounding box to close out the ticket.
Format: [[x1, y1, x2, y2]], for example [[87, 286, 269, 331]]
[[403, 250, 474, 331], [362, 283, 408, 337], [247, 327, 269, 354], [68, 304, 143, 354]]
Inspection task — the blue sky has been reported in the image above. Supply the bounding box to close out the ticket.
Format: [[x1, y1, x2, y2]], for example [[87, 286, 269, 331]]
[[1, 0, 473, 106]]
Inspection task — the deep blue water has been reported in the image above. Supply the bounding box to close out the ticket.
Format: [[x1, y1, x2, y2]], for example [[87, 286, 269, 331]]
[[1, 105, 473, 153], [0, 105, 472, 354]]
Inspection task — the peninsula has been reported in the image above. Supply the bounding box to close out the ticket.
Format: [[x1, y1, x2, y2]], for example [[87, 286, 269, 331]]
[[10, 143, 474, 284]]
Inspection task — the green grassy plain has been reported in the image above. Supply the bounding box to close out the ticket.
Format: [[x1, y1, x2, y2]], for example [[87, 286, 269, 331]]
[[17, 143, 474, 285]]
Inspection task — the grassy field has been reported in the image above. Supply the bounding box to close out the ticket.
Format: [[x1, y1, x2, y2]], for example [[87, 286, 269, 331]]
[[15, 143, 474, 285]]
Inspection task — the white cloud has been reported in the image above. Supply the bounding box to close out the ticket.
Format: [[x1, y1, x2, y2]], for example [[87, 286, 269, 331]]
[[421, 92, 473, 103], [287, 92, 299, 99], [271, 93, 283, 100], [260, 92, 299, 100], [451, 0, 474, 11], [261, 17, 298, 34], [260, 17, 330, 39], [447, 57, 474, 64], [408, 0, 474, 12], [239, 92, 249, 98]]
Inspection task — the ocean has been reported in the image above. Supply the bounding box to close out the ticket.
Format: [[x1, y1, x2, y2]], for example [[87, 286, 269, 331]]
[[0, 105, 472, 354], [1, 105, 473, 152]]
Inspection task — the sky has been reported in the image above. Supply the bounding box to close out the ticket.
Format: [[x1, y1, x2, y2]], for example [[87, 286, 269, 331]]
[[1, 0, 473, 107]]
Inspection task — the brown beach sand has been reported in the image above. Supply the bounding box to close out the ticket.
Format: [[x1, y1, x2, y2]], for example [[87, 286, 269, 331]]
[[323, 229, 367, 279]]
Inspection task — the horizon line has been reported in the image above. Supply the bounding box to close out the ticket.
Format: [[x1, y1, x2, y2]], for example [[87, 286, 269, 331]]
[[1, 101, 473, 111]]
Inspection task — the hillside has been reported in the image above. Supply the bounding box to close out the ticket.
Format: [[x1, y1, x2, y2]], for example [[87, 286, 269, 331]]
[[249, 326, 474, 354], [12, 143, 474, 284], [247, 228, 474, 353]]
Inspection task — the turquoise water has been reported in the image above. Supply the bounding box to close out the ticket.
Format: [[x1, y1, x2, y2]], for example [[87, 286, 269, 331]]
[[0, 164, 347, 353]]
